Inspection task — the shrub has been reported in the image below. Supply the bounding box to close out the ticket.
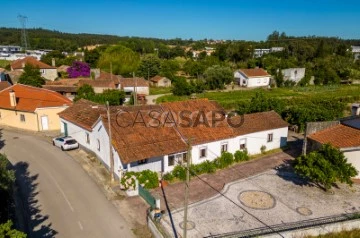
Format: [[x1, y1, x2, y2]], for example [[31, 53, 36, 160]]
[[162, 172, 175, 182], [172, 165, 186, 181], [234, 150, 249, 162], [260, 145, 267, 154], [120, 170, 159, 190], [120, 171, 137, 190], [137, 170, 159, 189], [214, 152, 234, 169], [201, 160, 217, 174]]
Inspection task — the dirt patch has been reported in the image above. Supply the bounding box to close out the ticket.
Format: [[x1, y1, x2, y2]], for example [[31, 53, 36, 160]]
[[238, 191, 276, 210]]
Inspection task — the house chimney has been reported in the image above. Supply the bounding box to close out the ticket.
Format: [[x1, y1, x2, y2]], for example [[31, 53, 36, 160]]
[[52, 58, 56, 67], [351, 103, 360, 116], [9, 90, 16, 107]]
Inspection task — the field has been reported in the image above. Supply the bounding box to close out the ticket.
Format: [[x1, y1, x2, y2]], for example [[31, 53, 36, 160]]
[[156, 85, 360, 109], [307, 229, 360, 237], [149, 86, 172, 95], [0, 59, 10, 68]]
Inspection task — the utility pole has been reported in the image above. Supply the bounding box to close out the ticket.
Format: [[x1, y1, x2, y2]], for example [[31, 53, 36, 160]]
[[133, 72, 137, 105], [183, 139, 192, 238], [107, 101, 114, 182]]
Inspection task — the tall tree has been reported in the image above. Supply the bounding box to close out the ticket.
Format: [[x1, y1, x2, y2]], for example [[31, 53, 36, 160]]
[[294, 144, 358, 190], [18, 64, 46, 87], [137, 55, 161, 80], [203, 65, 233, 90], [97, 45, 140, 76]]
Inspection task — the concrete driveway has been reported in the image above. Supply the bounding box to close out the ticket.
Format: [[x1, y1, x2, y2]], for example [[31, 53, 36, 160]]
[[0, 129, 134, 238], [162, 169, 360, 238]]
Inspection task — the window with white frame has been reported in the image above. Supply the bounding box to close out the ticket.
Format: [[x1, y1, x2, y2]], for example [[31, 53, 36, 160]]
[[41, 69, 45, 74], [199, 147, 207, 159], [97, 139, 100, 151], [86, 132, 90, 144], [240, 138, 246, 150], [20, 114, 25, 122], [267, 133, 273, 142], [221, 143, 228, 153], [168, 152, 187, 166]]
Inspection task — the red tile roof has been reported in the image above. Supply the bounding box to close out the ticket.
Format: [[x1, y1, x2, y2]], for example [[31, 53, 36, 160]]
[[308, 124, 360, 148], [231, 111, 289, 136], [0, 84, 72, 112], [239, 68, 270, 78], [150, 75, 168, 83], [103, 107, 188, 164], [42, 85, 78, 93], [78, 79, 116, 88], [97, 71, 123, 82], [0, 81, 11, 91], [120, 77, 149, 87], [11, 57, 56, 70], [46, 78, 85, 86]]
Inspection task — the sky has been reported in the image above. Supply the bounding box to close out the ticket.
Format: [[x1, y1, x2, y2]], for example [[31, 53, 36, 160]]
[[1, 0, 360, 41]]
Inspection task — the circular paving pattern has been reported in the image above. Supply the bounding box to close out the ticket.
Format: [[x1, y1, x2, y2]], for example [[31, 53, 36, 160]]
[[238, 190, 276, 210], [296, 207, 313, 216], [179, 221, 196, 230]]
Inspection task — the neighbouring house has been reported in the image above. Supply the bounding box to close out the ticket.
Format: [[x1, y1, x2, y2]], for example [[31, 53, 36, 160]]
[[281, 68, 306, 83], [10, 56, 58, 81], [42, 85, 78, 101], [150, 76, 171, 87], [59, 99, 288, 179], [0, 84, 72, 131], [306, 103, 360, 178], [351, 46, 360, 60], [253, 49, 270, 58], [120, 77, 149, 102], [78, 79, 119, 93], [234, 68, 271, 87]]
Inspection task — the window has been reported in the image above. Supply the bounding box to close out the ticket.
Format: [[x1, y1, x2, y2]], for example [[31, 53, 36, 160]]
[[240, 138, 246, 150], [221, 143, 228, 153], [41, 69, 45, 74], [168, 155, 175, 166], [20, 114, 25, 122], [97, 139, 100, 151], [267, 133, 273, 142], [200, 147, 207, 159], [138, 159, 148, 165], [182, 153, 188, 163], [86, 132, 90, 144]]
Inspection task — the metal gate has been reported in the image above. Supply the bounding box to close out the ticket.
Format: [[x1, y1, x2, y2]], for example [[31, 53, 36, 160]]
[[138, 185, 156, 208]]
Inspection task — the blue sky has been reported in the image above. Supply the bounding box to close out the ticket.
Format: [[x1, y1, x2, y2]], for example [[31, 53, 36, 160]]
[[2, 0, 360, 40]]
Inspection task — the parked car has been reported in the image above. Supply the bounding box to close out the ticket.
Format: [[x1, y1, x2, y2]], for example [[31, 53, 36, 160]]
[[52, 136, 79, 151]]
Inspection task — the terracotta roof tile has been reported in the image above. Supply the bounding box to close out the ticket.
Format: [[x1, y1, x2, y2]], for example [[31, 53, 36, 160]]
[[238, 68, 270, 77], [46, 78, 85, 86], [78, 79, 116, 88], [231, 111, 289, 136], [97, 71, 123, 82], [0, 84, 72, 112], [308, 124, 360, 148], [120, 77, 149, 87], [11, 57, 56, 69], [42, 85, 78, 93], [150, 75, 167, 83]]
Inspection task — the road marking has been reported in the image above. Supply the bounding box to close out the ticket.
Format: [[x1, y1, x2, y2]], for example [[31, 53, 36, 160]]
[[78, 221, 84, 231]]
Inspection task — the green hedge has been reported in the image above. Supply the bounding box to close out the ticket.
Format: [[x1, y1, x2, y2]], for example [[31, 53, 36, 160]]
[[163, 150, 249, 182]]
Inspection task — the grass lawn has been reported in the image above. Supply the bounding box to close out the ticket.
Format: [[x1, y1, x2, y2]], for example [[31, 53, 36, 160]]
[[0, 59, 11, 68], [306, 229, 360, 237], [156, 85, 360, 109], [149, 86, 173, 95]]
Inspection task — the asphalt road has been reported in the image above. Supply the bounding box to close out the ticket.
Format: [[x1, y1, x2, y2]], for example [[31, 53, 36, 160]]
[[0, 129, 134, 238]]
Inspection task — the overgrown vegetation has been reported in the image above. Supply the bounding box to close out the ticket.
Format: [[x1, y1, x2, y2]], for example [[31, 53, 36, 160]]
[[18, 64, 45, 87], [294, 144, 358, 190], [306, 229, 360, 237], [163, 150, 249, 182], [74, 85, 125, 105]]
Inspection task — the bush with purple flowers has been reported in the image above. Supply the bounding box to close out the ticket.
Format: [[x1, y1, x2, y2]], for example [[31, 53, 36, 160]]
[[67, 61, 90, 78]]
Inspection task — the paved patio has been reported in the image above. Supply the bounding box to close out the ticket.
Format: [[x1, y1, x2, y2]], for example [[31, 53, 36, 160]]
[[162, 169, 360, 238]]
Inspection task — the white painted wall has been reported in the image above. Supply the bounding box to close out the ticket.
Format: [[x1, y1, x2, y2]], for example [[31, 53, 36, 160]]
[[237, 72, 270, 87], [123, 86, 149, 95], [128, 156, 163, 172], [343, 149, 360, 179], [282, 68, 305, 83]]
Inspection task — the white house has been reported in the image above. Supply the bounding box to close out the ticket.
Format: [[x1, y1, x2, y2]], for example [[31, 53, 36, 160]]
[[307, 104, 360, 178], [234, 68, 271, 87], [59, 99, 288, 179], [281, 68, 306, 83], [351, 46, 360, 60]]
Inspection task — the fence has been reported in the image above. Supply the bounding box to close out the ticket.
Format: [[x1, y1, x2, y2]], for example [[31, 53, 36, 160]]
[[139, 184, 157, 209]]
